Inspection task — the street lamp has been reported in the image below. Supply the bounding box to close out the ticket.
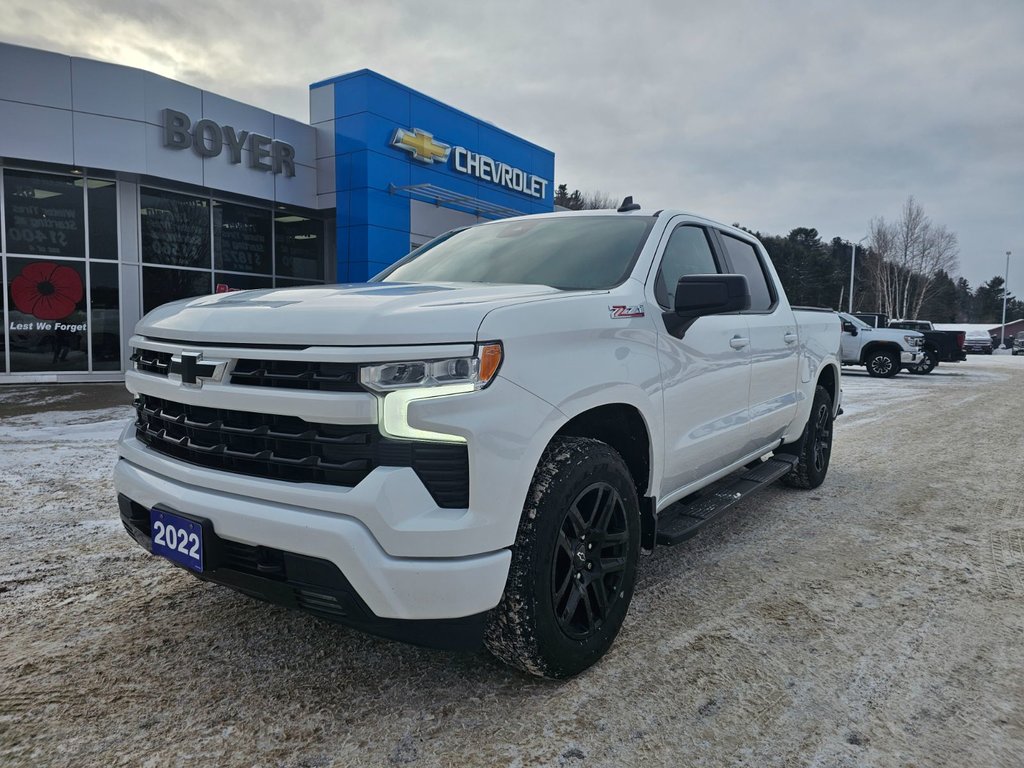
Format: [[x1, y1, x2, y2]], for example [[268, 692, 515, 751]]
[[1000, 250, 1011, 349], [849, 235, 869, 313]]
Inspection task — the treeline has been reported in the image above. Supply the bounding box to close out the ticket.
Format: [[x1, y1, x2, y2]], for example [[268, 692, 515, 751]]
[[555, 184, 1021, 324], [752, 227, 1021, 323]]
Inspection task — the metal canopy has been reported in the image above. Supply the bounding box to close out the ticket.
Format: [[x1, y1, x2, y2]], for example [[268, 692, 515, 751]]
[[388, 183, 526, 219]]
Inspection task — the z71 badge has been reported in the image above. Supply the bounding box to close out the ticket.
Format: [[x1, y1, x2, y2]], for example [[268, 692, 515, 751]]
[[609, 304, 645, 319]]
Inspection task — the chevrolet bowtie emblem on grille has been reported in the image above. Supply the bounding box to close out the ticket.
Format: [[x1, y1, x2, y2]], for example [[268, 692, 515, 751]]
[[169, 352, 226, 388], [390, 127, 451, 164]]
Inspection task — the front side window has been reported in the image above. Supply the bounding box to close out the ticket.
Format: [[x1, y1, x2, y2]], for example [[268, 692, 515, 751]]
[[654, 225, 719, 308], [376, 216, 655, 290], [719, 233, 774, 311]]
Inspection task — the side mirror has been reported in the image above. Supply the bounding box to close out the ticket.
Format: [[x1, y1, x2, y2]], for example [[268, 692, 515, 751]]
[[664, 274, 750, 337], [842, 322, 858, 336]]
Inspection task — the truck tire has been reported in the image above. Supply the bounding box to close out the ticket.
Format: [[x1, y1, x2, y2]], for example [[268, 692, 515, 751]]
[[907, 348, 937, 374], [484, 436, 640, 679], [778, 384, 834, 489], [866, 348, 900, 378]]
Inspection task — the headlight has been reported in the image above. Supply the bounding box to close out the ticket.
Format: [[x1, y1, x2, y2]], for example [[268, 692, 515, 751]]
[[359, 342, 503, 392], [904, 335, 923, 347], [361, 343, 503, 443]]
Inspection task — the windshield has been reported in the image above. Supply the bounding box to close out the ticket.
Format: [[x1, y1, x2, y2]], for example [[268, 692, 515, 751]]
[[374, 216, 655, 290], [839, 312, 871, 330]]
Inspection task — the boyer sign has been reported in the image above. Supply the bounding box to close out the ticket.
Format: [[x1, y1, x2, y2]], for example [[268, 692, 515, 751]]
[[162, 108, 296, 177]]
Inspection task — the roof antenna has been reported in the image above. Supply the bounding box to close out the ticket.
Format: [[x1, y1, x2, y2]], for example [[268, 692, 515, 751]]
[[617, 196, 641, 212]]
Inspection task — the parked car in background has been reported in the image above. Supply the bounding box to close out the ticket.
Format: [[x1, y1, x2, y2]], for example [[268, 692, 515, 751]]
[[1013, 332, 1024, 356], [963, 333, 993, 354], [855, 314, 966, 375], [839, 312, 924, 377]]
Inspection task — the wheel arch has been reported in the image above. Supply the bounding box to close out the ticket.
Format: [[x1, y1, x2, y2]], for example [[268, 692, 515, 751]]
[[816, 363, 839, 412], [860, 341, 901, 364], [553, 403, 656, 552]]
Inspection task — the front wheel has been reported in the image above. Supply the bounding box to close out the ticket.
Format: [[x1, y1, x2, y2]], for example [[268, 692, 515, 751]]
[[778, 384, 834, 489], [866, 349, 900, 378], [485, 437, 640, 679]]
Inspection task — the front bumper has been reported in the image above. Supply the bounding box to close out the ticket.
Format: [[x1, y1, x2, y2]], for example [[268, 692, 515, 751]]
[[118, 494, 489, 650], [900, 350, 922, 364], [114, 458, 511, 625]]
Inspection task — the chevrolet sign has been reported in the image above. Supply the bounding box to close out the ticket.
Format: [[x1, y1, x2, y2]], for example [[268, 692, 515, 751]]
[[391, 127, 549, 199]]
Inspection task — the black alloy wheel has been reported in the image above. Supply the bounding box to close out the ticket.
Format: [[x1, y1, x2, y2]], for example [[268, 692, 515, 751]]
[[552, 482, 630, 640], [810, 399, 832, 475], [779, 384, 834, 489], [484, 436, 640, 679]]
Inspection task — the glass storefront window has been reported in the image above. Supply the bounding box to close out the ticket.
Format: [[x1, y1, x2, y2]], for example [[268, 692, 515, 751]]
[[90, 262, 120, 371], [214, 201, 272, 274], [214, 273, 272, 293], [142, 267, 211, 314], [274, 277, 324, 288], [141, 188, 210, 269], [275, 214, 324, 280], [7, 257, 88, 372], [87, 180, 118, 260], [3, 170, 85, 257]]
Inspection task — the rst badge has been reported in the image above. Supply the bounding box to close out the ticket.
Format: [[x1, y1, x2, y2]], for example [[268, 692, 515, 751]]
[[609, 304, 645, 319]]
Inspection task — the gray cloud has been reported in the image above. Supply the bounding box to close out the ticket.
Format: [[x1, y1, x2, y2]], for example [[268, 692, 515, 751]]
[[3, 0, 1022, 287]]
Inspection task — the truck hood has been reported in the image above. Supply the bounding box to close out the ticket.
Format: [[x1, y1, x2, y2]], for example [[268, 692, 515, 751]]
[[136, 282, 569, 346]]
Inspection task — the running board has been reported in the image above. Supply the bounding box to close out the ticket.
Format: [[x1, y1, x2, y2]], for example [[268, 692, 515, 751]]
[[655, 455, 798, 546]]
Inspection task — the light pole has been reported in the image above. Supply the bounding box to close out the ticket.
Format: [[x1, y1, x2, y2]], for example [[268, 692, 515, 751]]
[[849, 235, 868, 313], [1000, 250, 1011, 349]]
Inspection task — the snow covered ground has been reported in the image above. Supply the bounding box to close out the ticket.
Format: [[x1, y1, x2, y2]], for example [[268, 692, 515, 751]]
[[2, 358, 1023, 767]]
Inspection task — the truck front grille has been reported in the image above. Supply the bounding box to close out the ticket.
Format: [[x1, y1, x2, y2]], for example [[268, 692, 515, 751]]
[[130, 349, 172, 376], [133, 395, 469, 507], [230, 358, 362, 392]]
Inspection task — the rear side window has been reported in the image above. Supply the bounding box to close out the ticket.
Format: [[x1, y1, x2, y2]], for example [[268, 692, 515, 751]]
[[654, 225, 719, 308], [719, 233, 774, 312]]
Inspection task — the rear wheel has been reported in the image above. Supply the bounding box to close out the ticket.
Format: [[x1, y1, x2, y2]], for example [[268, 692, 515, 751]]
[[778, 384, 834, 489], [907, 348, 937, 374], [485, 437, 640, 679], [866, 349, 900, 378]]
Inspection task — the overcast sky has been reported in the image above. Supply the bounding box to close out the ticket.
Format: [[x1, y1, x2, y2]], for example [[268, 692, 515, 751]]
[[4, 0, 1022, 289]]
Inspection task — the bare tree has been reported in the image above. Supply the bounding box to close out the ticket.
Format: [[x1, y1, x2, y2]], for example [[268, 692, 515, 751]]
[[554, 184, 619, 210], [578, 190, 619, 210], [866, 197, 959, 319]]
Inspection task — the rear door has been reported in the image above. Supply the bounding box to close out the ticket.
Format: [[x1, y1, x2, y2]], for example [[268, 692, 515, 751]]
[[649, 219, 751, 500], [714, 230, 801, 451]]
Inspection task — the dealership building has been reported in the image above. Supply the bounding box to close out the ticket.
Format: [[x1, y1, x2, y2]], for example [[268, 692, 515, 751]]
[[0, 42, 555, 383]]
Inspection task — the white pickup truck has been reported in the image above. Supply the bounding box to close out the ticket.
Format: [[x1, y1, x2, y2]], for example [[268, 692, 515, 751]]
[[115, 203, 842, 678], [838, 312, 924, 377]]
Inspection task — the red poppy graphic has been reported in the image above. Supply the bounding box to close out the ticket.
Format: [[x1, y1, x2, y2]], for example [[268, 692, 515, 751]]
[[11, 261, 84, 321]]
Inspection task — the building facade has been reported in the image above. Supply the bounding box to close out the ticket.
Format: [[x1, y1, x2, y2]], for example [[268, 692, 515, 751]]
[[0, 42, 554, 383]]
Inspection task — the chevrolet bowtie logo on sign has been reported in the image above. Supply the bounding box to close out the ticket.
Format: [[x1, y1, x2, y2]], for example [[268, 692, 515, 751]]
[[391, 128, 451, 164]]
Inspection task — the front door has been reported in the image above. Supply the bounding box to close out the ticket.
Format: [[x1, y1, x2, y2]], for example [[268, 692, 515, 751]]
[[651, 220, 752, 502]]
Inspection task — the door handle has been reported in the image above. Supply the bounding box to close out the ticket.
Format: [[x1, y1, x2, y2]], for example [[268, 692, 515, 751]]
[[784, 332, 799, 344], [730, 336, 749, 349]]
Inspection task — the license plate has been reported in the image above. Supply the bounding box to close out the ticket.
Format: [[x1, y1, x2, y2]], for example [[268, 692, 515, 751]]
[[150, 509, 204, 572]]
